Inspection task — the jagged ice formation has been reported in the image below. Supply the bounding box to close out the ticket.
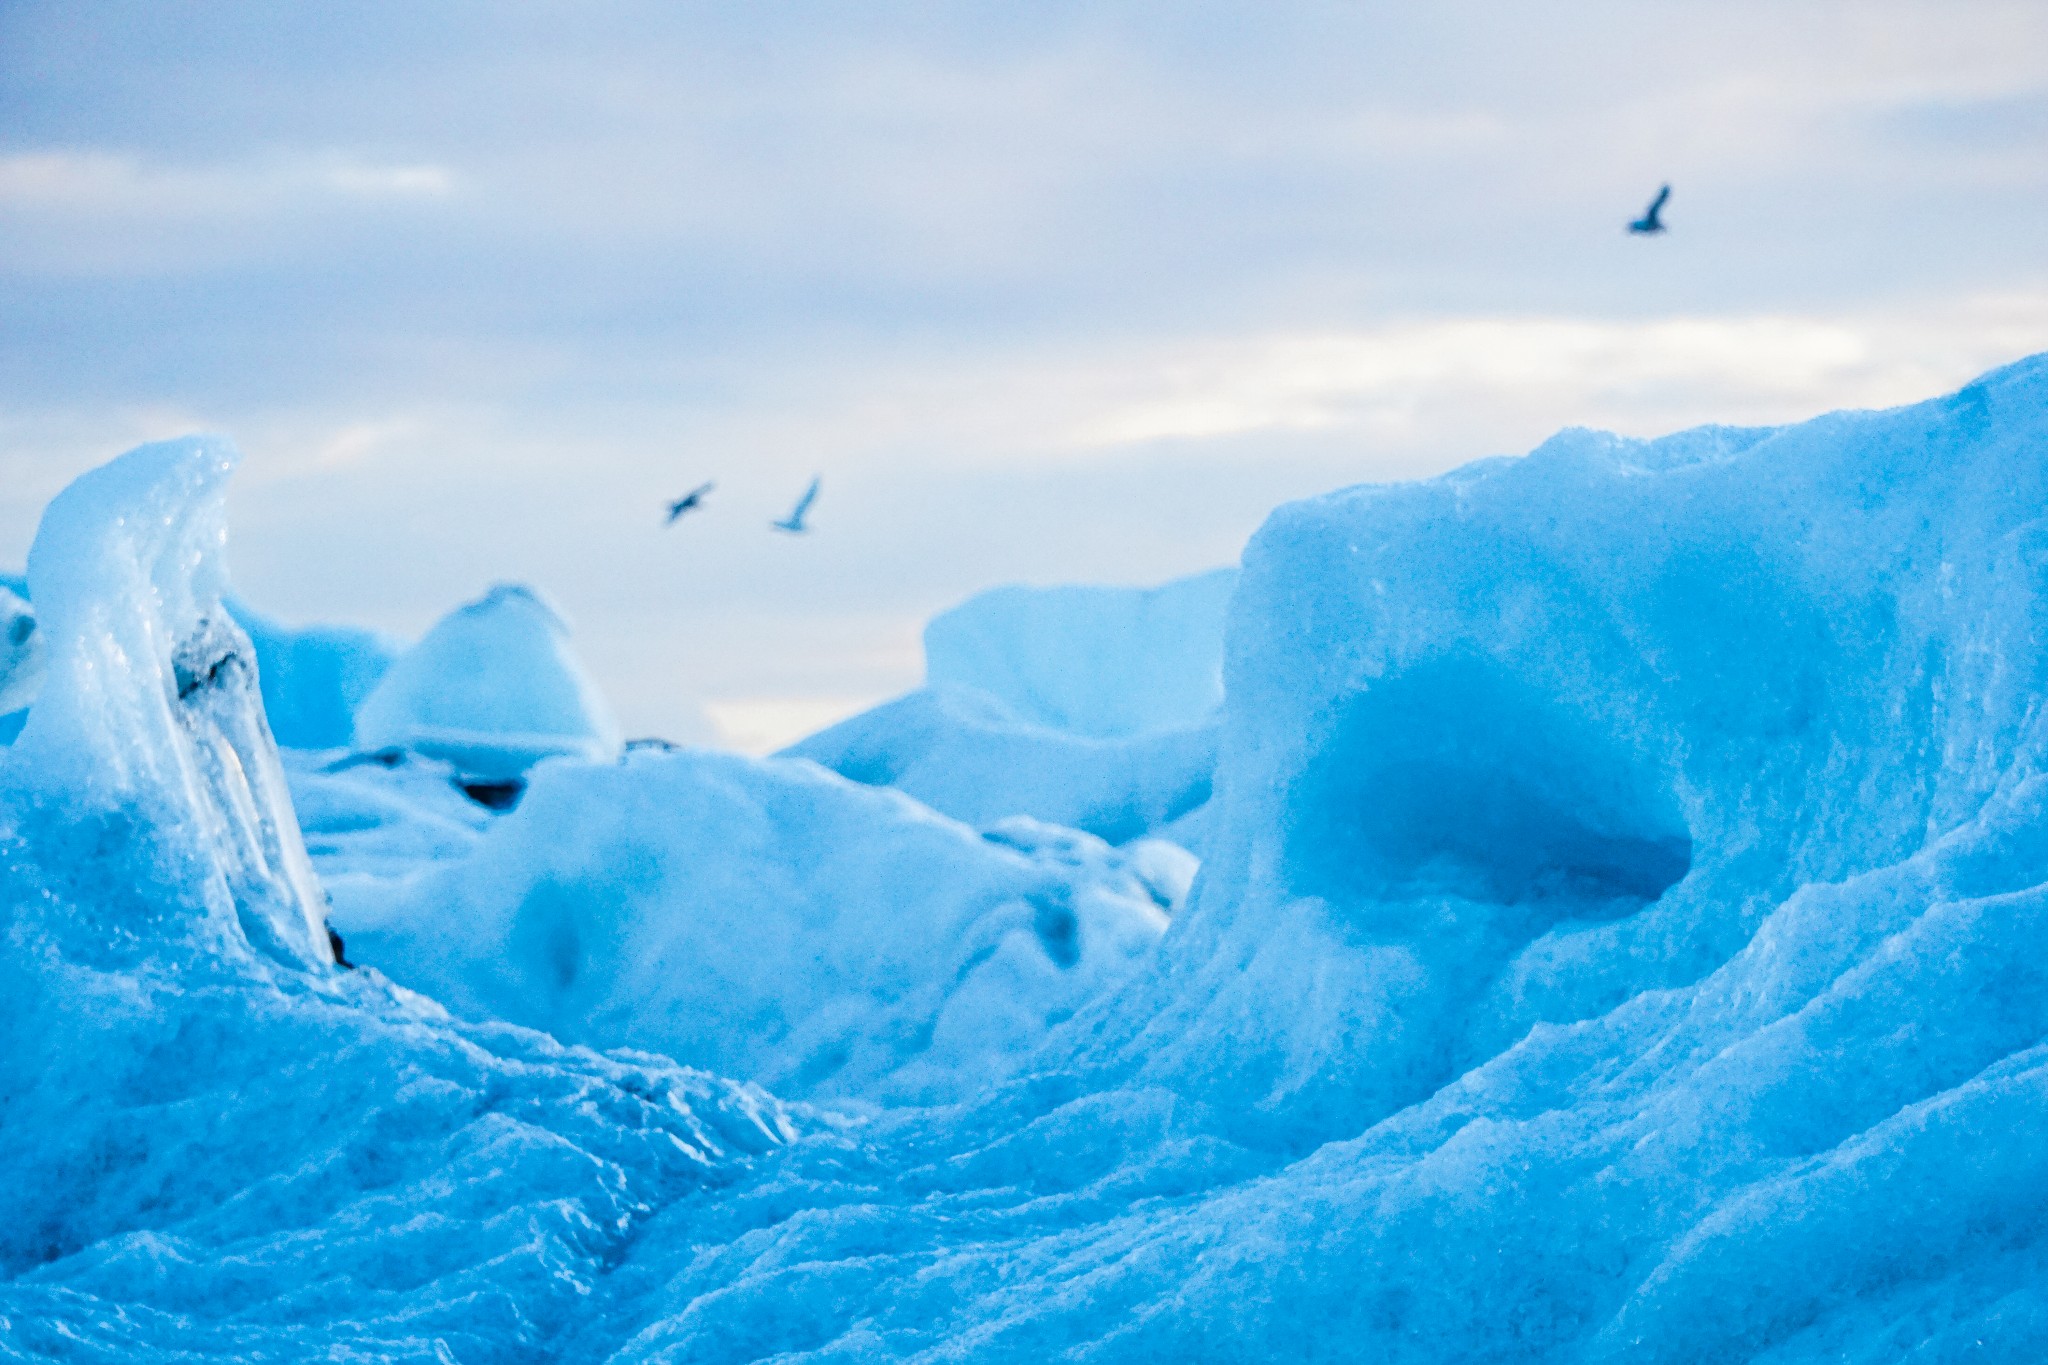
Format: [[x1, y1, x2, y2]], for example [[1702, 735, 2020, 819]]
[[6, 358, 2048, 1360]]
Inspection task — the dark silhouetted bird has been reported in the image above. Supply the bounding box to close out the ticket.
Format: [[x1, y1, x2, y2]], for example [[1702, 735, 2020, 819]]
[[665, 482, 714, 524], [1629, 185, 1671, 235], [773, 475, 820, 534]]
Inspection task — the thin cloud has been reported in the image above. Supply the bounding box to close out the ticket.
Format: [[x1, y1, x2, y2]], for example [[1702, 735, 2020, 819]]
[[1, 1, 2044, 741], [321, 162, 455, 198], [0, 150, 456, 213]]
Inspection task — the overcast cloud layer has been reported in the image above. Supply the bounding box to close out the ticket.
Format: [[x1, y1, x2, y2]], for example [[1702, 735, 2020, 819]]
[[3, 1, 2045, 746]]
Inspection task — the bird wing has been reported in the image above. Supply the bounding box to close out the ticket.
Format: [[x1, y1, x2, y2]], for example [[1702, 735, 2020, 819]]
[[1647, 184, 1670, 215], [789, 475, 820, 520], [665, 481, 715, 522]]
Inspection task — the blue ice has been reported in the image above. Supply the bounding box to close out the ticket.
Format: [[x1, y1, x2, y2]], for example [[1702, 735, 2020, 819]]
[[5, 358, 2048, 1359]]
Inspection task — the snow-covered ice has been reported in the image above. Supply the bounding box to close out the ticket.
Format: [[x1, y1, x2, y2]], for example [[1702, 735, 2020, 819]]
[[320, 750, 1169, 1106], [8, 358, 2048, 1360], [288, 745, 496, 880], [0, 438, 794, 1359]]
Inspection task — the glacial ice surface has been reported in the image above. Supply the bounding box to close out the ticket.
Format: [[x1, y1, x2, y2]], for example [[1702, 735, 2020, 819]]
[[10, 358, 2048, 1361]]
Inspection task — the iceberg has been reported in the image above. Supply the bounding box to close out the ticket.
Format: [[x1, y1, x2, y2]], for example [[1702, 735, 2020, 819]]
[[923, 568, 1236, 738], [787, 571, 1232, 845], [10, 356, 2048, 1361], [786, 682, 1217, 844], [606, 354, 2048, 1361], [3, 436, 333, 967], [353, 582, 623, 780]]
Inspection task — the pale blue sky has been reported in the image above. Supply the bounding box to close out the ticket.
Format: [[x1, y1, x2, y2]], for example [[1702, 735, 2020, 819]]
[[3, 1, 2045, 746]]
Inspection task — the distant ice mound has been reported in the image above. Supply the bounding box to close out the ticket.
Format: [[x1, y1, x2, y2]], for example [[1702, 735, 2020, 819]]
[[353, 582, 622, 780], [324, 749, 1170, 1106], [288, 745, 496, 883], [923, 568, 1235, 737], [787, 683, 1217, 844], [788, 570, 1231, 844], [231, 598, 401, 750]]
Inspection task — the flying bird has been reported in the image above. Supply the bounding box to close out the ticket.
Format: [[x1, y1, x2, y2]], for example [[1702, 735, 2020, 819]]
[[1629, 185, 1671, 235], [665, 482, 714, 524], [772, 475, 821, 534]]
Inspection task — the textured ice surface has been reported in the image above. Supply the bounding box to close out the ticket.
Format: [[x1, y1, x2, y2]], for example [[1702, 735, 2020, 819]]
[[923, 569, 1235, 738], [5, 437, 333, 968], [321, 748, 1170, 1106], [1, 576, 29, 743], [354, 582, 622, 779], [13, 358, 2048, 1361]]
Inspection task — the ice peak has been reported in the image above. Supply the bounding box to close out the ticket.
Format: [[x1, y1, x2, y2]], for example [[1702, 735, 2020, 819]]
[[353, 579, 622, 781], [468, 581, 568, 629], [3, 435, 332, 969]]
